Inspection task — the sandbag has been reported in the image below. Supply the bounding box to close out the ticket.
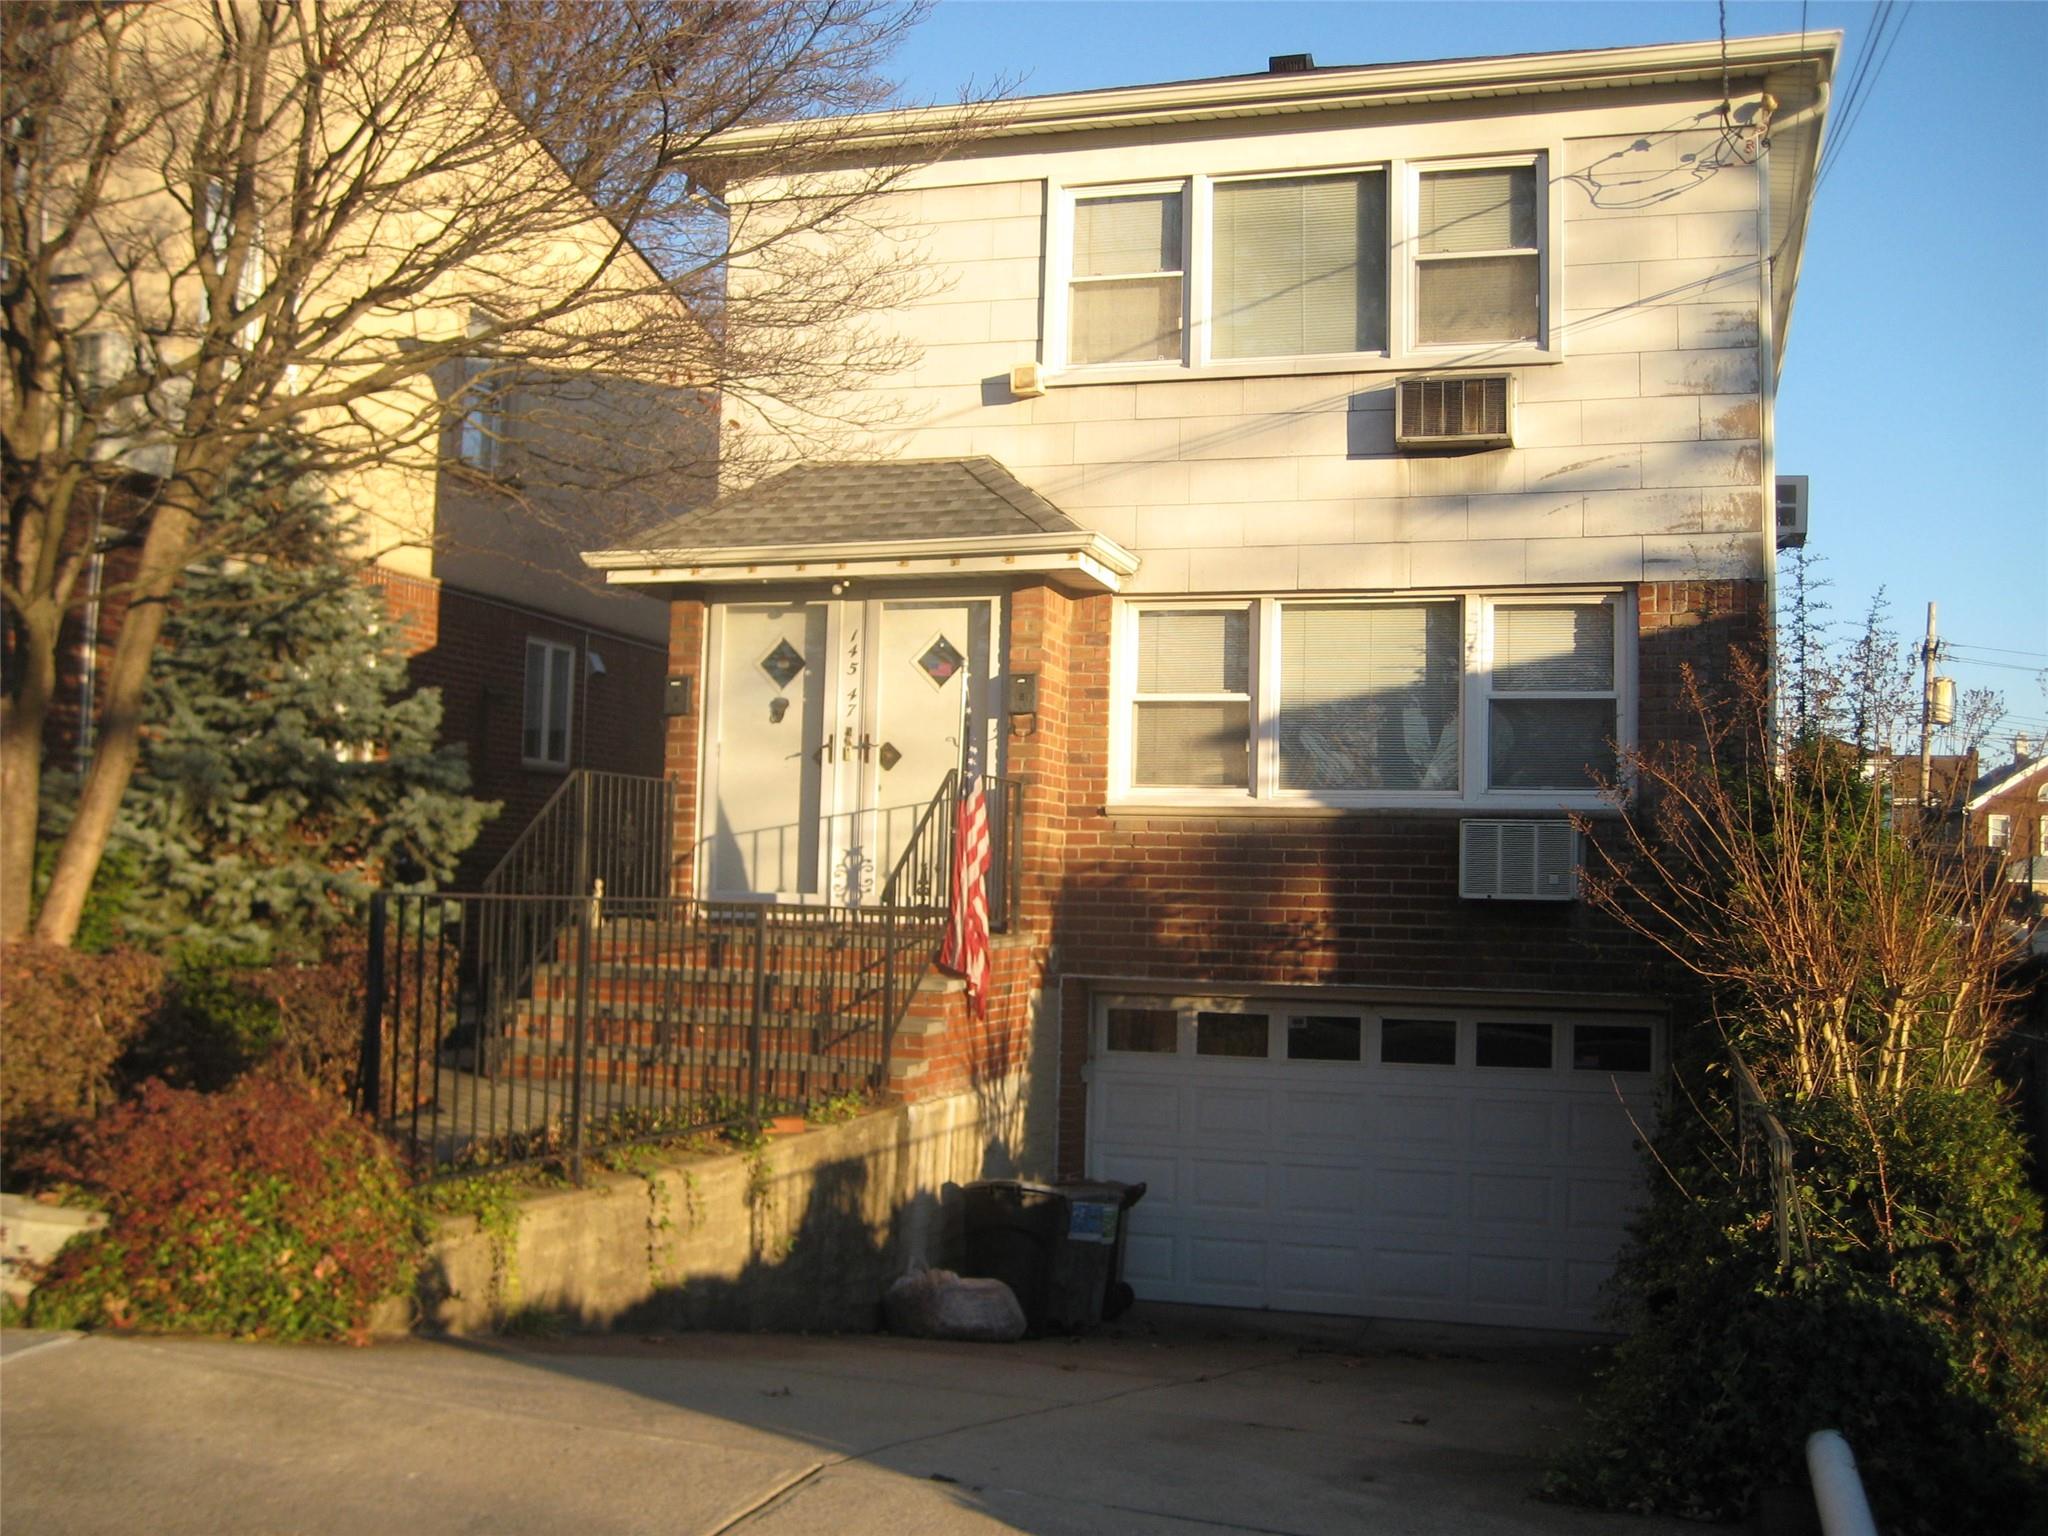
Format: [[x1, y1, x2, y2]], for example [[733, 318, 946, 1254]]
[[883, 1264, 1026, 1342]]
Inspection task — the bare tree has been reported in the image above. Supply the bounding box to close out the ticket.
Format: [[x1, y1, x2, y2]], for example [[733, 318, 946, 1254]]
[[3, 0, 966, 944]]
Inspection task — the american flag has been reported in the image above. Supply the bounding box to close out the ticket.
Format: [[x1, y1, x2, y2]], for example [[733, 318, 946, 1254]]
[[938, 731, 992, 1019]]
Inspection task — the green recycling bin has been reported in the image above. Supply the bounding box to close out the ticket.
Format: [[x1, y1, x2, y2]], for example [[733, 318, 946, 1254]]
[[961, 1179, 1146, 1333]]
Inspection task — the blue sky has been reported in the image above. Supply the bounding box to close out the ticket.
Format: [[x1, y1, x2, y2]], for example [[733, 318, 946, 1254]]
[[884, 1, 2048, 759]]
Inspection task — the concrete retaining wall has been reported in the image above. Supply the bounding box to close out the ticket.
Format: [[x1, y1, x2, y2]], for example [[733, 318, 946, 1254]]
[[391, 1072, 1050, 1336]]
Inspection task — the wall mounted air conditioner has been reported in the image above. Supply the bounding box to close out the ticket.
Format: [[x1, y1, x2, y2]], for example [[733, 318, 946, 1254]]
[[1459, 819, 1578, 901], [1774, 474, 1809, 550], [1395, 374, 1516, 450]]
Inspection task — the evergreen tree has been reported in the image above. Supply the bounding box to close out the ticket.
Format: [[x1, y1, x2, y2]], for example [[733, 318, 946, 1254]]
[[107, 459, 495, 958]]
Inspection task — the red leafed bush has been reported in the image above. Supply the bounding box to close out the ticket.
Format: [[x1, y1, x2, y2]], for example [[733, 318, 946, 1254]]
[[28, 1073, 421, 1342], [0, 943, 168, 1181]]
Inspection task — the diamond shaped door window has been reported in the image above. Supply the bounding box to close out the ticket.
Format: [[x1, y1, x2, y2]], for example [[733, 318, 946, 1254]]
[[918, 634, 964, 688], [759, 639, 806, 690]]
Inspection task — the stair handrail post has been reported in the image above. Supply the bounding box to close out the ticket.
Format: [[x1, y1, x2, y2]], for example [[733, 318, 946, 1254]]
[[572, 769, 593, 902], [882, 900, 897, 1095], [569, 884, 593, 1186], [359, 891, 387, 1117], [748, 902, 768, 1121]]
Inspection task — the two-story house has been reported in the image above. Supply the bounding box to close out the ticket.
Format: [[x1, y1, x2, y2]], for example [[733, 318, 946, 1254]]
[[585, 33, 1838, 1330]]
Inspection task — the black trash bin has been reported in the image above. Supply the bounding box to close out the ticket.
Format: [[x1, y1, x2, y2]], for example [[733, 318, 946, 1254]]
[[961, 1179, 1146, 1333]]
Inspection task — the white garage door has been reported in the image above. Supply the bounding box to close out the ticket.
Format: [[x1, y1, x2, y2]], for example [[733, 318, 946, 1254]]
[[1085, 996, 1661, 1331]]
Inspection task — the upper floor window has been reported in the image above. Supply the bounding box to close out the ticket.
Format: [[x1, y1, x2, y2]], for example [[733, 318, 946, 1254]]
[[1987, 813, 2012, 850], [1068, 189, 1184, 365], [1414, 163, 1540, 346], [1053, 152, 1548, 375], [1114, 591, 1625, 808], [455, 311, 505, 473]]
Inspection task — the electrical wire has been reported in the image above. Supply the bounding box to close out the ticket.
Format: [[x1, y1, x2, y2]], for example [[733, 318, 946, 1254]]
[[1943, 642, 2048, 662], [1816, 2, 1913, 196]]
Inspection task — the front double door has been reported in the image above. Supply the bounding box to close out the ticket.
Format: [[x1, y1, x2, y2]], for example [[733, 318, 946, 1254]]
[[703, 594, 998, 903]]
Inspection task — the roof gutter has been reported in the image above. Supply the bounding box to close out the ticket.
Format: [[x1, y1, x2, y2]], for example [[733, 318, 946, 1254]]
[[582, 529, 1141, 595], [703, 32, 1839, 156]]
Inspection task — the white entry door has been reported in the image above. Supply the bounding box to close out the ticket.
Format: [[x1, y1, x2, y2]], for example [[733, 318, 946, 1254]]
[[703, 595, 997, 902]]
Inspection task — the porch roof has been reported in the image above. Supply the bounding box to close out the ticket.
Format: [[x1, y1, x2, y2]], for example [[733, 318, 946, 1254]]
[[582, 457, 1139, 593]]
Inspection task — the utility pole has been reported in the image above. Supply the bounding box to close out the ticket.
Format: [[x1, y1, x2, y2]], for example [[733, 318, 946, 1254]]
[[1917, 601, 1938, 814]]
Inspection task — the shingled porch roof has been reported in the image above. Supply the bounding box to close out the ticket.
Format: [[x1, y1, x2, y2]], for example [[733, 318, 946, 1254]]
[[582, 458, 1138, 594]]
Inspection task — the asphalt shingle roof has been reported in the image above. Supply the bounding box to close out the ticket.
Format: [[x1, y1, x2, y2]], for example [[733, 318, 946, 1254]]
[[640, 458, 1083, 550]]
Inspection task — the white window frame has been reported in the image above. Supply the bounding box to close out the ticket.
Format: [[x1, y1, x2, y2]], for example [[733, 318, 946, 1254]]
[[1987, 813, 2012, 850], [1045, 148, 1557, 382], [522, 637, 575, 770], [1404, 154, 1548, 355], [455, 310, 506, 474], [1127, 600, 1256, 793], [1109, 589, 1631, 812]]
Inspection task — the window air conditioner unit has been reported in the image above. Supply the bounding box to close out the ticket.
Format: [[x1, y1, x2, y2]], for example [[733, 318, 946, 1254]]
[[1774, 474, 1809, 550], [1459, 819, 1578, 901], [1396, 374, 1516, 449]]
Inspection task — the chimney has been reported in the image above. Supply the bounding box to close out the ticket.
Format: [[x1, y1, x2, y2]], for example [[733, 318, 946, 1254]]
[[1268, 53, 1315, 73], [2017, 733, 2033, 765]]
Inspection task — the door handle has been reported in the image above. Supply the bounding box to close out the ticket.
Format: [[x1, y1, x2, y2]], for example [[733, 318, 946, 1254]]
[[814, 737, 834, 764], [856, 734, 875, 762]]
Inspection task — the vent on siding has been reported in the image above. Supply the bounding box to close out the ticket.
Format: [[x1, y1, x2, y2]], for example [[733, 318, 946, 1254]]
[[1396, 374, 1515, 449], [1459, 819, 1578, 901]]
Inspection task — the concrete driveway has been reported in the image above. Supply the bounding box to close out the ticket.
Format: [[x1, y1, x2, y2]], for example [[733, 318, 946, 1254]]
[[1, 1307, 1691, 1535]]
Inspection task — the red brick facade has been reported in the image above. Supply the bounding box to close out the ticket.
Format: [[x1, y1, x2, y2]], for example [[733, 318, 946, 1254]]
[[657, 578, 1765, 1177], [370, 570, 667, 885]]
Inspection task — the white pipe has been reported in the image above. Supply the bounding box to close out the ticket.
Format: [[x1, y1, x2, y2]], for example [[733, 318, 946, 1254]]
[[1805, 1429, 1879, 1536]]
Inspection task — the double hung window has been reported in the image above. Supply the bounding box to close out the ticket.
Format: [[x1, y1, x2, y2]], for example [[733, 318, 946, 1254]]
[[1057, 153, 1546, 373], [1118, 594, 1624, 806]]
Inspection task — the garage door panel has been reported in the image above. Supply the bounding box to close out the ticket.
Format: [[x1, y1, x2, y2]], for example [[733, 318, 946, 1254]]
[[1277, 1090, 1364, 1146], [1567, 1098, 1644, 1157], [1273, 1242, 1363, 1306], [1123, 1230, 1177, 1288], [1093, 1151, 1177, 1209], [1371, 1166, 1459, 1222], [1098, 1078, 1181, 1135], [1469, 1098, 1557, 1155], [1189, 1157, 1269, 1215], [1373, 1247, 1460, 1305], [1470, 1171, 1555, 1226], [1372, 1092, 1461, 1147], [1187, 1233, 1266, 1292], [1193, 1087, 1271, 1139], [1566, 1174, 1640, 1233], [1277, 1161, 1362, 1219]]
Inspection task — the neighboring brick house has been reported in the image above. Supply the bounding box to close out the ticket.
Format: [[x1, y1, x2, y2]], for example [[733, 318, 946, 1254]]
[[1965, 752, 2048, 892], [585, 33, 1837, 1329]]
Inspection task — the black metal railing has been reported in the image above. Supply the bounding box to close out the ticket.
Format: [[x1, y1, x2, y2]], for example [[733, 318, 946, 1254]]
[[358, 773, 1025, 1184], [481, 769, 674, 902]]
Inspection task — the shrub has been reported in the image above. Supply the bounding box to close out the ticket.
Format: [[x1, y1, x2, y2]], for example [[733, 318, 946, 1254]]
[[0, 943, 168, 1182], [28, 1073, 422, 1342]]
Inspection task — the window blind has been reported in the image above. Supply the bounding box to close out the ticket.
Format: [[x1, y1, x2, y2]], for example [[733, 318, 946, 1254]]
[[1073, 192, 1181, 276], [1212, 173, 1386, 359], [1493, 604, 1614, 692], [1417, 166, 1536, 254], [1137, 609, 1249, 694]]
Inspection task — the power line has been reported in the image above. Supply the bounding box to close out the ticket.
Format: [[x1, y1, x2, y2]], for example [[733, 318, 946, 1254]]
[[1817, 2, 1913, 196], [1943, 641, 2048, 662]]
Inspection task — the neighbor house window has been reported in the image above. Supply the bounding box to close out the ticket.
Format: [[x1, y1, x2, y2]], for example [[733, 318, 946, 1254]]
[[1116, 592, 1625, 805], [1413, 161, 1542, 346], [1987, 814, 2012, 850], [1211, 171, 1387, 359], [1056, 152, 1545, 371], [455, 311, 505, 471], [523, 638, 574, 769], [1067, 188, 1185, 365]]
